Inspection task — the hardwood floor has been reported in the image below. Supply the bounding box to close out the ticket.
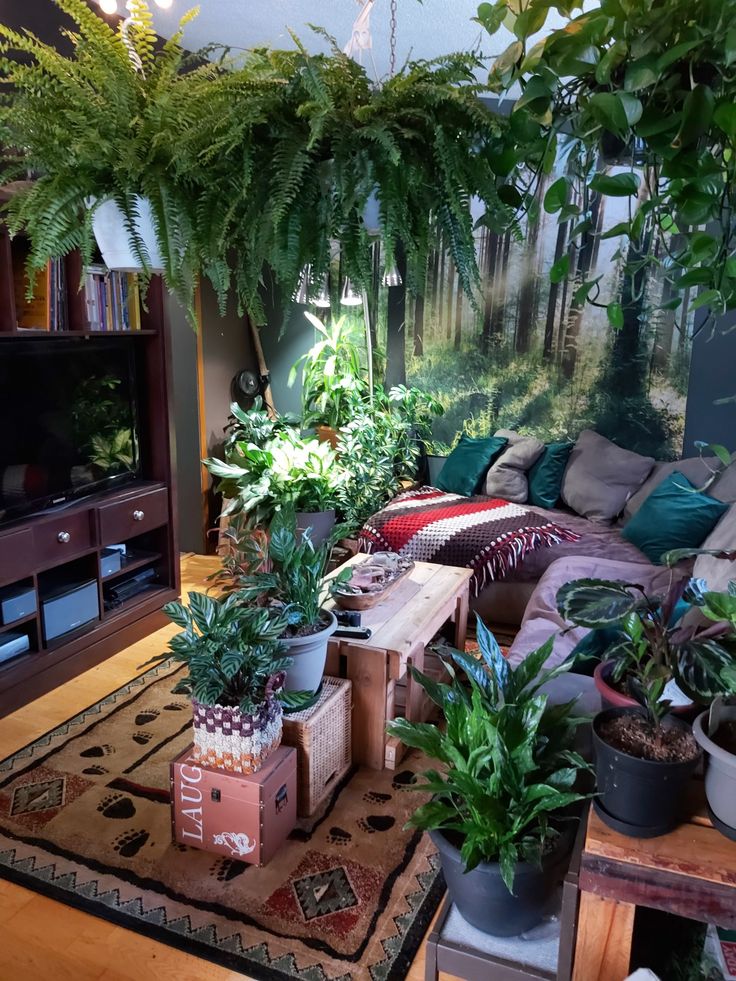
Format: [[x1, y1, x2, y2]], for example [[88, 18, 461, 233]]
[[0, 555, 441, 981]]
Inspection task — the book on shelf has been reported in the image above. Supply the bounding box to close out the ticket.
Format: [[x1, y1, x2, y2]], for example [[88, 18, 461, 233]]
[[83, 266, 142, 332], [12, 246, 67, 331]]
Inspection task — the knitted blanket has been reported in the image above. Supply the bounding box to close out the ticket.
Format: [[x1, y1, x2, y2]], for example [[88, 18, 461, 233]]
[[359, 486, 581, 596]]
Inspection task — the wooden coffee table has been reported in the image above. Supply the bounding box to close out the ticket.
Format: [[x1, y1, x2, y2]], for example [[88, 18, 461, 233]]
[[324, 555, 473, 770]]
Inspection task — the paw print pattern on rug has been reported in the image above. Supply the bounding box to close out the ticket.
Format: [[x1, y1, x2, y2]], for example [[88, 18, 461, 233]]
[[79, 744, 115, 759], [97, 794, 136, 820], [326, 827, 352, 846], [134, 709, 159, 726], [363, 791, 392, 805], [357, 815, 396, 834], [210, 858, 247, 882], [82, 764, 108, 776], [391, 770, 416, 791], [132, 731, 154, 745], [113, 829, 150, 858], [163, 702, 186, 712]]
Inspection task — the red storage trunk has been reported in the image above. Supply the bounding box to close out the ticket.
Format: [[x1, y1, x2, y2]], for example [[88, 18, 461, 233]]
[[170, 744, 297, 866]]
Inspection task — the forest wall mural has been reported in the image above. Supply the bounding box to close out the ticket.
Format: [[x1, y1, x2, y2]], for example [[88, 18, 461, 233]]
[[376, 154, 695, 462]]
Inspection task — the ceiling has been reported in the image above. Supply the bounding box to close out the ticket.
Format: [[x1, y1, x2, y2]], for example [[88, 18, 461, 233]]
[[148, 0, 575, 78]]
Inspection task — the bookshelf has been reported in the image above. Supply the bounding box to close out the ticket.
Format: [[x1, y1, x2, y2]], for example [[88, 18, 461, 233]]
[[0, 200, 180, 716]]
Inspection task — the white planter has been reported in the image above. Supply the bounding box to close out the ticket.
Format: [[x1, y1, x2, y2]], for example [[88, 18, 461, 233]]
[[90, 195, 164, 273]]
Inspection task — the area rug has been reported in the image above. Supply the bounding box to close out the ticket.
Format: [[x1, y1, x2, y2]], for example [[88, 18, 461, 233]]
[[0, 659, 443, 980]]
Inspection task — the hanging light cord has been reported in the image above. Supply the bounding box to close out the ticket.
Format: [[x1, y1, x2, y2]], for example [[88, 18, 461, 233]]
[[389, 0, 397, 77]]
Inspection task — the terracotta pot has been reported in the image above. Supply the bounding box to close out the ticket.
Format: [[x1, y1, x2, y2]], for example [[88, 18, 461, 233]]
[[593, 660, 694, 717], [191, 696, 283, 775], [316, 425, 338, 449]]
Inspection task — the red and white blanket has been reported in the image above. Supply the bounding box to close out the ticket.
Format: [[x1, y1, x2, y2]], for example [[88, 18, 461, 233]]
[[359, 486, 580, 596]]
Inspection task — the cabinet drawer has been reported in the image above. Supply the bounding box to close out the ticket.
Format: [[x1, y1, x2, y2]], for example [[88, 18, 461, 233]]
[[0, 527, 35, 584], [34, 511, 95, 567], [97, 487, 169, 544]]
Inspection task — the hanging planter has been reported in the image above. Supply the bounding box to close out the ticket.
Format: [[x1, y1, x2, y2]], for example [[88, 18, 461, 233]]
[[90, 196, 164, 273]]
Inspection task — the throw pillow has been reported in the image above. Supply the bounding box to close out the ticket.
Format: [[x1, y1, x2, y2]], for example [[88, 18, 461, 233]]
[[561, 430, 655, 524], [621, 471, 730, 564], [623, 456, 719, 522], [691, 504, 736, 591], [435, 435, 508, 497], [528, 441, 574, 509], [484, 429, 545, 503]]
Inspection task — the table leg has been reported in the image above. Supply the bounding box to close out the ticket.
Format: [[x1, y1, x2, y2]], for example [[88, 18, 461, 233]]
[[572, 892, 635, 981], [454, 585, 469, 651], [345, 642, 388, 770]]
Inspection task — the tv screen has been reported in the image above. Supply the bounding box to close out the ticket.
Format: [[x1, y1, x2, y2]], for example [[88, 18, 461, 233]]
[[0, 338, 141, 523]]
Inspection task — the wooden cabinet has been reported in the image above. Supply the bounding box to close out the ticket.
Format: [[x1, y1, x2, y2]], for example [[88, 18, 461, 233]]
[[0, 528, 34, 582], [97, 486, 169, 544], [33, 510, 96, 568]]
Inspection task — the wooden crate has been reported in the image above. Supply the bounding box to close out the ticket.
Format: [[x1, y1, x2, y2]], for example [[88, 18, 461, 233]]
[[282, 676, 352, 817]]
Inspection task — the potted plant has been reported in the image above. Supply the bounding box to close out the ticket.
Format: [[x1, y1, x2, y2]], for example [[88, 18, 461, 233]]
[[224, 510, 350, 694], [204, 399, 346, 544], [335, 411, 402, 537], [386, 385, 445, 487], [557, 576, 736, 837], [424, 440, 453, 488], [386, 619, 591, 937], [691, 585, 736, 839], [0, 0, 216, 320], [143, 593, 312, 774], [289, 313, 370, 446]]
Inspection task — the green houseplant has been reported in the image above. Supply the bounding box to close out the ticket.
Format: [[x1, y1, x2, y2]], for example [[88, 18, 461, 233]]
[[0, 0, 217, 319], [557, 574, 736, 837], [386, 618, 590, 936], [221, 510, 350, 694], [478, 0, 736, 328], [146, 593, 312, 774]]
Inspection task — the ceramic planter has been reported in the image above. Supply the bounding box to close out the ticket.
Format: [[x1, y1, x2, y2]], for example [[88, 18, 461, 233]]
[[296, 509, 336, 547], [281, 612, 337, 693], [426, 454, 447, 487], [693, 707, 736, 840], [592, 707, 702, 838], [430, 826, 573, 936], [593, 660, 694, 717], [191, 696, 283, 775], [90, 195, 164, 272]]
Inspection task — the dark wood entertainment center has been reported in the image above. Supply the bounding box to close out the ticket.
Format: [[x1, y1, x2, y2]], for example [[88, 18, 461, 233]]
[[0, 206, 180, 716]]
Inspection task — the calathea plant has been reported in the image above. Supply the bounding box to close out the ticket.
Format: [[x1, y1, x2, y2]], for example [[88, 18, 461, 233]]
[[557, 575, 736, 725], [477, 0, 736, 329], [387, 618, 590, 895]]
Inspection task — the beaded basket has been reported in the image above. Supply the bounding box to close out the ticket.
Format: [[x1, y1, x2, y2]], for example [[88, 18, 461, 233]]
[[191, 696, 283, 775]]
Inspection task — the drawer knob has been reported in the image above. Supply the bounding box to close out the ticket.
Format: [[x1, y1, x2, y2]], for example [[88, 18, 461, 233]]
[[57, 531, 71, 544], [133, 510, 145, 521]]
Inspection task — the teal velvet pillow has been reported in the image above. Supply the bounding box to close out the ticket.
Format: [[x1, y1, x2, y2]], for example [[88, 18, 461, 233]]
[[621, 471, 729, 564], [435, 435, 508, 497], [528, 441, 574, 509]]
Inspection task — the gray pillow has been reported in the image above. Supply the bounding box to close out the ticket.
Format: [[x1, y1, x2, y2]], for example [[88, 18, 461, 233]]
[[561, 430, 655, 524], [711, 461, 736, 504], [623, 456, 719, 522], [692, 505, 736, 592], [484, 429, 544, 503]]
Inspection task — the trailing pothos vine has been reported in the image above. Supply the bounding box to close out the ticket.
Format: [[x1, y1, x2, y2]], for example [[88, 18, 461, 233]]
[[477, 0, 736, 352]]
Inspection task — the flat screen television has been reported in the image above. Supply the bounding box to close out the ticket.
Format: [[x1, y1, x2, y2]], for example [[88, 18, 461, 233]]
[[0, 337, 141, 524]]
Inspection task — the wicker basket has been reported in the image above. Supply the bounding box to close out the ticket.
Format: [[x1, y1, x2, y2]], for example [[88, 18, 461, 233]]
[[191, 696, 282, 775], [282, 676, 352, 817]]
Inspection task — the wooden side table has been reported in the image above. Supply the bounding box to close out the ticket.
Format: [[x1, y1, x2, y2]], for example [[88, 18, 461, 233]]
[[572, 783, 736, 980], [324, 556, 472, 770]]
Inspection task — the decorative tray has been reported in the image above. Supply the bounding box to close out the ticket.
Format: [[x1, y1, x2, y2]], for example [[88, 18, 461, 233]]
[[332, 553, 414, 611]]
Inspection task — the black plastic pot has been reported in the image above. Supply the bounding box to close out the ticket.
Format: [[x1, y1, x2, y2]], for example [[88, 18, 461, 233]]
[[592, 707, 702, 839], [429, 826, 573, 937]]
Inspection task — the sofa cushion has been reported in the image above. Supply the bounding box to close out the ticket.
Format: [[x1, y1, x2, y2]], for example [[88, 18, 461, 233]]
[[623, 456, 722, 522], [436, 434, 507, 497], [483, 429, 544, 503], [692, 504, 736, 592], [711, 460, 736, 504], [621, 471, 729, 565], [528, 441, 574, 509], [561, 430, 655, 524]]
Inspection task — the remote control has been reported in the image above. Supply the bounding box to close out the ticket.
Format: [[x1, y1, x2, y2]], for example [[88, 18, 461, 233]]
[[333, 626, 372, 640]]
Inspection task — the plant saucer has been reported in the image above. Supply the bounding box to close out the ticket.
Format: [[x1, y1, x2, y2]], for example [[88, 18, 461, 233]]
[[593, 797, 675, 840], [706, 803, 736, 842]]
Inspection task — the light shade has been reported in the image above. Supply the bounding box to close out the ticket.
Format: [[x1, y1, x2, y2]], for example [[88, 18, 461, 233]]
[[314, 273, 331, 308], [154, 0, 173, 6], [340, 277, 362, 306], [293, 265, 312, 305], [382, 263, 403, 287], [98, 0, 118, 12]]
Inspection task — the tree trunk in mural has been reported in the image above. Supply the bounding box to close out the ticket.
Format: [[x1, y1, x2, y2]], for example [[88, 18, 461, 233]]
[[454, 280, 463, 351], [543, 217, 569, 362], [385, 243, 407, 388], [445, 261, 455, 342], [414, 291, 425, 358], [437, 247, 446, 342], [516, 207, 542, 354], [481, 230, 499, 355], [490, 231, 512, 341]]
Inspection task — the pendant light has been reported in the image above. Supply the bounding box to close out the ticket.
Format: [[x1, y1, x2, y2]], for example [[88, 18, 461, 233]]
[[313, 273, 331, 308], [293, 265, 312, 305], [382, 263, 403, 287], [340, 277, 363, 307]]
